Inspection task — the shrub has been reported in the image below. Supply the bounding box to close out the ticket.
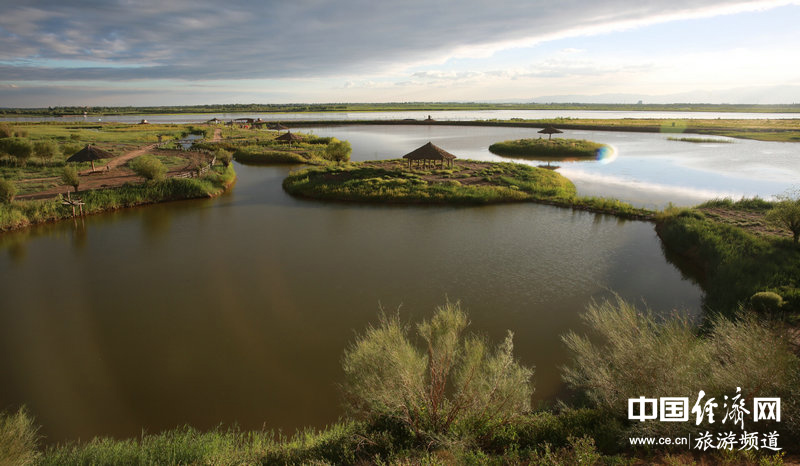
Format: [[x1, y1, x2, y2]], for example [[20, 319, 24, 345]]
[[214, 148, 233, 167], [766, 190, 800, 243], [0, 123, 12, 138], [749, 291, 784, 313], [562, 296, 800, 441], [0, 407, 40, 466], [0, 137, 33, 166], [342, 300, 533, 444], [61, 165, 80, 192], [0, 178, 17, 203], [33, 140, 59, 162], [130, 155, 166, 181], [324, 138, 352, 163]]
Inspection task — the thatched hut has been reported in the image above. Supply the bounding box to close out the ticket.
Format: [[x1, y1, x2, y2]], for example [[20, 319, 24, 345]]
[[66, 144, 115, 171], [269, 123, 289, 131], [538, 126, 563, 140], [275, 131, 303, 145], [402, 142, 456, 169]]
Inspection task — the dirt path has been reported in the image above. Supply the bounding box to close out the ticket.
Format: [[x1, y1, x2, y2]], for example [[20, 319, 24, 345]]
[[211, 128, 222, 142], [15, 145, 204, 201], [80, 143, 159, 175]]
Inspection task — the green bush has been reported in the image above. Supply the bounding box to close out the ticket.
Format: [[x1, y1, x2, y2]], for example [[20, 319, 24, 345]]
[[750, 291, 784, 313], [0, 407, 40, 466], [0, 123, 12, 138], [562, 296, 800, 441], [214, 148, 233, 167], [33, 140, 59, 162], [342, 300, 533, 445], [130, 155, 167, 181], [61, 165, 80, 192], [323, 138, 352, 163], [0, 137, 33, 166], [0, 178, 17, 203], [766, 191, 800, 243]]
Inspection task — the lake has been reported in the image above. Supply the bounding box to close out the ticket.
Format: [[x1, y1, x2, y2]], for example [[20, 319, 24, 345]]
[[0, 136, 703, 443]]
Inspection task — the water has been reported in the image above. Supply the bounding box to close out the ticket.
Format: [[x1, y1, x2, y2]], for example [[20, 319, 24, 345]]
[[2, 109, 799, 124], [0, 158, 701, 444], [298, 125, 800, 208]]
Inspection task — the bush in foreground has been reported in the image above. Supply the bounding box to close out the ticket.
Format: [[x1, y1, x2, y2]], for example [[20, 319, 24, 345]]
[[0, 407, 39, 466], [342, 300, 534, 446], [562, 295, 800, 442]]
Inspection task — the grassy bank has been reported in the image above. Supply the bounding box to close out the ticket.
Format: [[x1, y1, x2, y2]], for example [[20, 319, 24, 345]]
[[283, 160, 653, 219], [656, 200, 800, 319], [488, 137, 609, 160], [0, 165, 235, 232]]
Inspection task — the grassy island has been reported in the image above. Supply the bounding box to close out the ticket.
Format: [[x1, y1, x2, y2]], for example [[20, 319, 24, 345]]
[[284, 159, 575, 204], [488, 138, 610, 160], [283, 160, 653, 219]]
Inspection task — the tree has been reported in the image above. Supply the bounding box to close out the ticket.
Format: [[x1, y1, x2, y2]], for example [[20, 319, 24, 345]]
[[324, 138, 351, 163], [342, 300, 533, 442], [766, 190, 800, 243], [130, 155, 166, 182], [0, 178, 17, 203], [33, 140, 59, 163], [61, 166, 80, 192]]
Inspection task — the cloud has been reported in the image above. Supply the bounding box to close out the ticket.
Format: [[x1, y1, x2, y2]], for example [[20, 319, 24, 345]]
[[1, 0, 796, 83]]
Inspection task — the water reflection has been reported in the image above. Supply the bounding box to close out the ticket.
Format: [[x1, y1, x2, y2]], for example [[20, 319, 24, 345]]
[[0, 162, 702, 444]]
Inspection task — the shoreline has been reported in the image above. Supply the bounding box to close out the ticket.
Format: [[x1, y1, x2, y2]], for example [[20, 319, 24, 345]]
[[0, 165, 236, 234]]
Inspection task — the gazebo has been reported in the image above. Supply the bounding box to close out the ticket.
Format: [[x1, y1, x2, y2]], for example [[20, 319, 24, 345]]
[[275, 131, 303, 145], [538, 126, 563, 140], [270, 123, 289, 130], [402, 142, 456, 169], [66, 144, 115, 171]]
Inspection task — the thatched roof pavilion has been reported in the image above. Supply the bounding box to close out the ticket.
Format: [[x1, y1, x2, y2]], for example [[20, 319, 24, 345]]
[[402, 142, 456, 169], [275, 131, 303, 144], [270, 123, 289, 130], [538, 126, 563, 140], [66, 144, 115, 171]]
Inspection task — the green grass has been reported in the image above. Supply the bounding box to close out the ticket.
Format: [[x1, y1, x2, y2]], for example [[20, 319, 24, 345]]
[[283, 160, 575, 205], [232, 146, 309, 164], [283, 160, 653, 219], [0, 165, 235, 232], [488, 138, 609, 160], [698, 196, 774, 212], [656, 205, 800, 317]]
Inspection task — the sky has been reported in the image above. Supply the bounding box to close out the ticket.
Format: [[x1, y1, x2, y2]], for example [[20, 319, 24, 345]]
[[1, 0, 799, 107]]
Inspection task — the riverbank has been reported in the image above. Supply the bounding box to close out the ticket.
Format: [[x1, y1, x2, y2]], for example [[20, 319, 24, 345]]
[[655, 199, 800, 319], [283, 160, 654, 219], [0, 164, 235, 232]]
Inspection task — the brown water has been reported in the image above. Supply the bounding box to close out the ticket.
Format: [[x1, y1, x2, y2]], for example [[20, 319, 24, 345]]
[[0, 161, 701, 444]]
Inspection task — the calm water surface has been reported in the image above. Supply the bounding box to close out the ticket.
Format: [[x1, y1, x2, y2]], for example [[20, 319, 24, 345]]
[[0, 158, 701, 443]]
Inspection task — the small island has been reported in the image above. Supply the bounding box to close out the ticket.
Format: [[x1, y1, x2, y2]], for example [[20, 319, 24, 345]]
[[488, 137, 611, 161], [283, 159, 576, 204]]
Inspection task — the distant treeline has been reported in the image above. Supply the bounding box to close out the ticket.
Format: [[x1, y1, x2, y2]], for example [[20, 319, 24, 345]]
[[2, 102, 800, 116]]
